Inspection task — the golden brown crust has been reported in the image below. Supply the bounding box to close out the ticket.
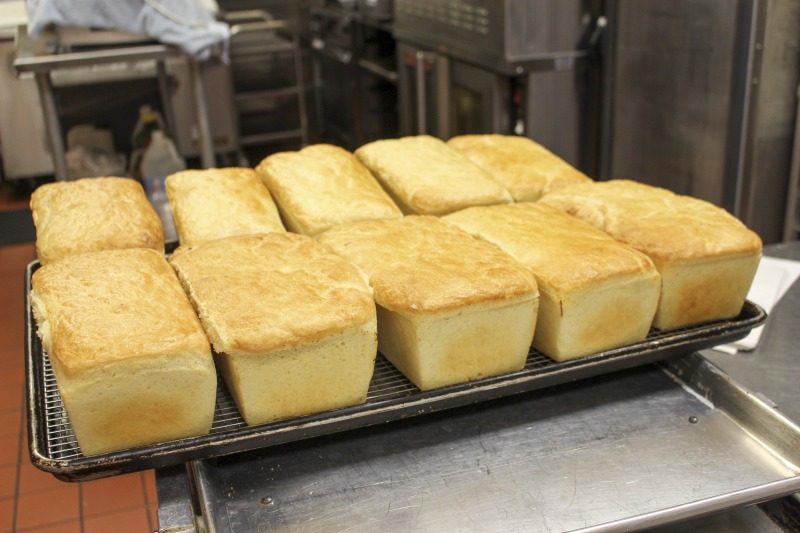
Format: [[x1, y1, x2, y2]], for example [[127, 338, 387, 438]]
[[255, 144, 402, 237], [169, 232, 376, 356], [538, 179, 763, 261], [442, 202, 658, 296], [30, 177, 164, 265], [30, 248, 211, 377], [317, 215, 539, 315], [165, 168, 285, 246], [447, 134, 592, 201], [354, 135, 513, 215]]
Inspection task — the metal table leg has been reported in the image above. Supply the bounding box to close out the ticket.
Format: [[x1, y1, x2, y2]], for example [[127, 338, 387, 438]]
[[188, 58, 216, 169], [33, 72, 69, 181]]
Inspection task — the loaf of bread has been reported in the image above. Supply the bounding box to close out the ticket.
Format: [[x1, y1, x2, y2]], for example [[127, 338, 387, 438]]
[[30, 177, 164, 265], [446, 134, 592, 201], [29, 248, 216, 456], [317, 216, 539, 390], [165, 168, 285, 246], [354, 135, 513, 216], [442, 203, 661, 360], [255, 144, 402, 237], [539, 179, 762, 330], [169, 232, 377, 426]]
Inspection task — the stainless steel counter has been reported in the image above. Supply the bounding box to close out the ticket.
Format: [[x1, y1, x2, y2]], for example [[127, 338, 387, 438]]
[[155, 243, 800, 532]]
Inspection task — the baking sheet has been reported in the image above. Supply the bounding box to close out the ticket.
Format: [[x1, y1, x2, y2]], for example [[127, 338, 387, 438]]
[[23, 261, 767, 482]]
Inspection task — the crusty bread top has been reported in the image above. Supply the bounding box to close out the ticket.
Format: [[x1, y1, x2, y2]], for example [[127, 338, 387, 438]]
[[169, 232, 376, 356], [442, 202, 658, 296], [354, 135, 513, 216], [30, 177, 164, 265], [317, 216, 538, 315], [538, 179, 763, 261], [30, 248, 211, 378], [165, 168, 285, 246], [255, 144, 402, 237], [447, 134, 592, 202]]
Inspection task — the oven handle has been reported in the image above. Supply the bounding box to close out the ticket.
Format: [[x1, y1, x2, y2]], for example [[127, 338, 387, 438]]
[[415, 51, 427, 134]]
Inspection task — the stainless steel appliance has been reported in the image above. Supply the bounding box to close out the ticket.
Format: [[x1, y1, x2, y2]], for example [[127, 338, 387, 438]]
[[394, 0, 604, 173]]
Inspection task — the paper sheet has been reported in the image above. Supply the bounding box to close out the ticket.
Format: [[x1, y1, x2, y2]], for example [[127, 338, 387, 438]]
[[712, 256, 800, 354]]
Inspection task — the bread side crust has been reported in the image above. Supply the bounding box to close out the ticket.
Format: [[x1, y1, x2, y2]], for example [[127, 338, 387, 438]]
[[375, 297, 537, 390], [216, 316, 377, 425]]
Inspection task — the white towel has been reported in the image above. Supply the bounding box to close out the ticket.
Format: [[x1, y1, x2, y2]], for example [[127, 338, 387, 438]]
[[713, 256, 800, 354], [26, 0, 229, 61]]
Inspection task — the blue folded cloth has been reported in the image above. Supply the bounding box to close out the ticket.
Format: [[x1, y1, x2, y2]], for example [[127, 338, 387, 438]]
[[27, 0, 229, 61]]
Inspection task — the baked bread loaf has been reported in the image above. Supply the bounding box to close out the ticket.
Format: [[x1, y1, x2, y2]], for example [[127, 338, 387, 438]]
[[255, 144, 402, 237], [447, 134, 592, 201], [317, 216, 539, 390], [442, 203, 661, 361], [29, 248, 216, 456], [169, 232, 377, 426], [165, 167, 285, 246], [538, 179, 762, 329], [30, 176, 164, 265], [354, 135, 513, 216]]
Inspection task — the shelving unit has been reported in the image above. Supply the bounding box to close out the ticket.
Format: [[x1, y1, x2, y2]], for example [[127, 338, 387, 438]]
[[226, 10, 309, 150], [307, 3, 399, 150]]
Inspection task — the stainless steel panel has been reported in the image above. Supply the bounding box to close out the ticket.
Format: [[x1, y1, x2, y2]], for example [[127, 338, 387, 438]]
[[608, 0, 741, 205], [606, 0, 800, 244], [187, 354, 800, 532], [394, 0, 598, 74]]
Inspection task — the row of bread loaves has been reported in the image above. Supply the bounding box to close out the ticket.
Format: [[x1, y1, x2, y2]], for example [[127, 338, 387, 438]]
[[26, 134, 763, 456]]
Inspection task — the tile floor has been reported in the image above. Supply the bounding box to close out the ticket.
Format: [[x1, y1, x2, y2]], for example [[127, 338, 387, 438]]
[[0, 182, 159, 532]]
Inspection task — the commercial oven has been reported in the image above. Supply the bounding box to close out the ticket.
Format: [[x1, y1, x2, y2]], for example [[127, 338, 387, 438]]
[[394, 0, 604, 174]]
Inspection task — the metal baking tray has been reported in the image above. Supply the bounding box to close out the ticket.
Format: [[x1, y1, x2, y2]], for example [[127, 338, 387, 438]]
[[178, 354, 800, 532], [23, 261, 767, 482]]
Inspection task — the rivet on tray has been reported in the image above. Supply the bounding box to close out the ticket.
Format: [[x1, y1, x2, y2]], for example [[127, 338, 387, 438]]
[[260, 496, 274, 506], [688, 416, 699, 424]]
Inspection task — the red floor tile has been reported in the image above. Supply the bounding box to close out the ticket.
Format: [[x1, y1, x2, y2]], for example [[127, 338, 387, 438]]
[[0, 464, 16, 500], [0, 435, 18, 468], [16, 519, 82, 533], [83, 506, 151, 533], [14, 484, 80, 530], [148, 503, 159, 531], [81, 472, 148, 518], [143, 470, 158, 504], [17, 457, 69, 496], [0, 381, 23, 414], [0, 409, 21, 440], [0, 497, 14, 533]]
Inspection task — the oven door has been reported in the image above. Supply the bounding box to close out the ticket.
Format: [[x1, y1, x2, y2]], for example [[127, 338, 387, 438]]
[[398, 41, 513, 139]]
